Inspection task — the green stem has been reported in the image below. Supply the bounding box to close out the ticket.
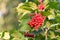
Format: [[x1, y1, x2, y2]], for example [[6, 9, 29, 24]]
[[45, 29, 48, 40], [33, 38, 35, 40]]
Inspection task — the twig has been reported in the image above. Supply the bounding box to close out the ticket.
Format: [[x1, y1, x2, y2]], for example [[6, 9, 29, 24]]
[[45, 29, 48, 40]]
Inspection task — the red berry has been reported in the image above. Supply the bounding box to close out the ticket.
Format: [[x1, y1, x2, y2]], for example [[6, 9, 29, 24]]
[[24, 31, 34, 38], [38, 3, 44, 10], [28, 13, 46, 31], [29, 14, 32, 16]]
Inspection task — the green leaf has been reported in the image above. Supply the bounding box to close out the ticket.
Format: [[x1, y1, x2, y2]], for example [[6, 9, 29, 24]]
[[57, 37, 60, 40], [32, 0, 39, 5], [55, 16, 60, 23], [11, 31, 28, 40], [19, 24, 31, 32], [46, 21, 51, 28], [49, 2, 58, 9], [19, 14, 31, 32], [20, 6, 33, 11], [42, 11, 51, 16], [19, 14, 31, 22], [50, 23, 60, 28], [49, 31, 56, 39]]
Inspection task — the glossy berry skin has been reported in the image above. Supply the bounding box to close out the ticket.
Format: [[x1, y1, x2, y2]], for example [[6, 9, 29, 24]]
[[28, 13, 46, 31], [24, 31, 34, 38], [38, 3, 44, 10]]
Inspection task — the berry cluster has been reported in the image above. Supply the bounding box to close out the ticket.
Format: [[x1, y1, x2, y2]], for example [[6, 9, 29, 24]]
[[24, 31, 34, 38], [38, 3, 44, 10], [28, 13, 46, 31], [38, 0, 44, 10]]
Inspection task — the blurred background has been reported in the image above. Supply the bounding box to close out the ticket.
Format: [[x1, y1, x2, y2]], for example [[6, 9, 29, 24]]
[[0, 0, 34, 32], [0, 0, 20, 32]]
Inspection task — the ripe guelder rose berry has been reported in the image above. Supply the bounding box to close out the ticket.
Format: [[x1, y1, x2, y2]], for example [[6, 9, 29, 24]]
[[28, 13, 46, 31], [38, 3, 44, 10]]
